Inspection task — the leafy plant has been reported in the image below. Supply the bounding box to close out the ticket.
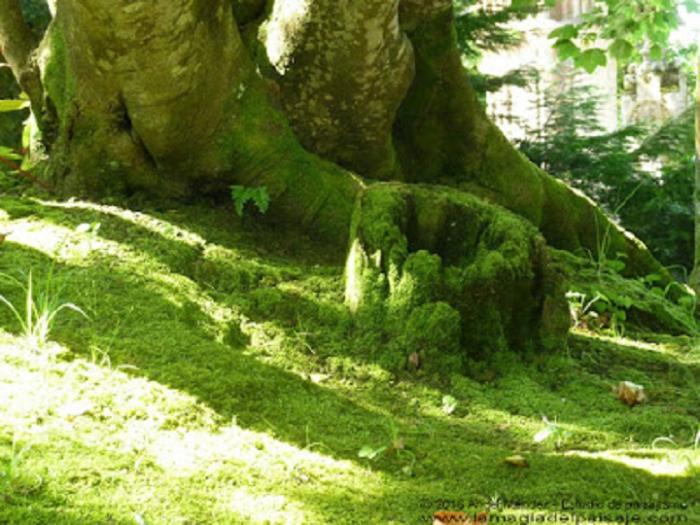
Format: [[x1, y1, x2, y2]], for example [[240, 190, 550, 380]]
[[0, 435, 32, 496], [357, 444, 388, 461], [230, 185, 270, 217], [0, 94, 46, 191], [533, 416, 569, 448], [441, 395, 458, 416], [0, 97, 30, 167], [358, 423, 415, 475], [0, 99, 29, 113], [547, 0, 695, 73], [0, 269, 88, 350], [566, 287, 631, 336]]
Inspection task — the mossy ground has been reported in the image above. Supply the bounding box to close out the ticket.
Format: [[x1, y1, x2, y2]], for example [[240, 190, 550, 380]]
[[0, 188, 698, 524]]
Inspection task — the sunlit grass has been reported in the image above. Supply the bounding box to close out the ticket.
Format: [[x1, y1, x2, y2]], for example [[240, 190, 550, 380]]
[[0, 333, 379, 524], [560, 449, 700, 477], [0, 269, 88, 351], [0, 194, 698, 523]]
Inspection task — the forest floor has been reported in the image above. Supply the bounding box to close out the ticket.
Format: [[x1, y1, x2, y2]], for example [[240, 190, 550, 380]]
[[0, 191, 698, 524]]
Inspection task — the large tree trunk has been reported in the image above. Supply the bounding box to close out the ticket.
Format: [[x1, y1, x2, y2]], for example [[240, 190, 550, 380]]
[[36, 0, 357, 245], [3, 0, 671, 367]]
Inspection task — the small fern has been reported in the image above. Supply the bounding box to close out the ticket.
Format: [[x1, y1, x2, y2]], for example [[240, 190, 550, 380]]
[[230, 185, 270, 217]]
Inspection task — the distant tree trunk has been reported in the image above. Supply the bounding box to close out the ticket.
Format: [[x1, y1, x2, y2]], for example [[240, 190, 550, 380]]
[[0, 52, 23, 148], [0, 0, 46, 126], [0, 0, 671, 366], [690, 51, 700, 296]]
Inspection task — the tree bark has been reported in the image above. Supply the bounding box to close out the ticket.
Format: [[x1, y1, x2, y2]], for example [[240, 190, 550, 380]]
[[0, 0, 44, 119], [690, 50, 700, 295], [37, 0, 358, 245], [0, 52, 23, 148], [258, 0, 415, 179], [1, 0, 676, 364]]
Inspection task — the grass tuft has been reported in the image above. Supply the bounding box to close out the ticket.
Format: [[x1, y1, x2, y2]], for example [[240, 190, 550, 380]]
[[0, 268, 88, 351]]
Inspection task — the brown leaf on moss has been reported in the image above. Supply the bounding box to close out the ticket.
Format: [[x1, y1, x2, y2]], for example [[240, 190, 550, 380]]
[[616, 381, 647, 406]]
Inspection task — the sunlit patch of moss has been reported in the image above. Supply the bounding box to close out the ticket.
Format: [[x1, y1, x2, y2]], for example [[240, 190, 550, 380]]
[[0, 333, 380, 524], [559, 449, 700, 478], [0, 195, 698, 524]]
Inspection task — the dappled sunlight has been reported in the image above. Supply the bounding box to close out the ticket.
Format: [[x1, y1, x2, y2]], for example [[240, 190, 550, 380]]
[[1, 196, 699, 522], [216, 488, 309, 524], [0, 331, 382, 523], [3, 215, 153, 270], [558, 449, 699, 478], [1, 0, 700, 519], [575, 330, 700, 364], [1, 214, 237, 336], [38, 198, 208, 249]]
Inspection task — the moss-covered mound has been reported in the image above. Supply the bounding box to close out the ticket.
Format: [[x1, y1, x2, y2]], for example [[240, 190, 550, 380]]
[[345, 183, 571, 372]]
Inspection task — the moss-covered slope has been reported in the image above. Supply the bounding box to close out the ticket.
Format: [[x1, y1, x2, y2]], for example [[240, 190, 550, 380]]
[[0, 193, 698, 524]]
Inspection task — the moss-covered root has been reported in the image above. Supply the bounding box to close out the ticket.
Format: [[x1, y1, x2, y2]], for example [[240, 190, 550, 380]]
[[344, 183, 570, 372], [395, 8, 667, 283], [39, 0, 361, 247]]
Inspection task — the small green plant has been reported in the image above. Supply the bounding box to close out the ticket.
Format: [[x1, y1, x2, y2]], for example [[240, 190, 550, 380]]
[[0, 94, 47, 191], [0, 269, 88, 350], [357, 444, 387, 460], [533, 416, 569, 448], [640, 272, 697, 316], [230, 185, 270, 217], [0, 435, 32, 495], [566, 287, 630, 336], [441, 395, 458, 416], [592, 185, 641, 278], [358, 423, 416, 475]]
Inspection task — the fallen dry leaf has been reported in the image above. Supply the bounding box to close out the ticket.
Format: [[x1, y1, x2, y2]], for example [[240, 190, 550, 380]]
[[616, 381, 646, 406], [408, 352, 421, 370]]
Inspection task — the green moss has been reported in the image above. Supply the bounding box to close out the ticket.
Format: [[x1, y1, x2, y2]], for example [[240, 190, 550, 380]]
[[395, 9, 665, 284], [0, 195, 698, 524], [389, 250, 442, 313], [41, 23, 74, 123], [247, 287, 298, 324], [400, 301, 462, 369], [394, 12, 473, 183], [346, 183, 570, 371], [351, 184, 410, 273], [215, 67, 359, 248]]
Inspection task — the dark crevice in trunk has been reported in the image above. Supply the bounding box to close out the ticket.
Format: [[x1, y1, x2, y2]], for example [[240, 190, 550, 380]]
[[232, 0, 268, 26], [115, 95, 158, 170]]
